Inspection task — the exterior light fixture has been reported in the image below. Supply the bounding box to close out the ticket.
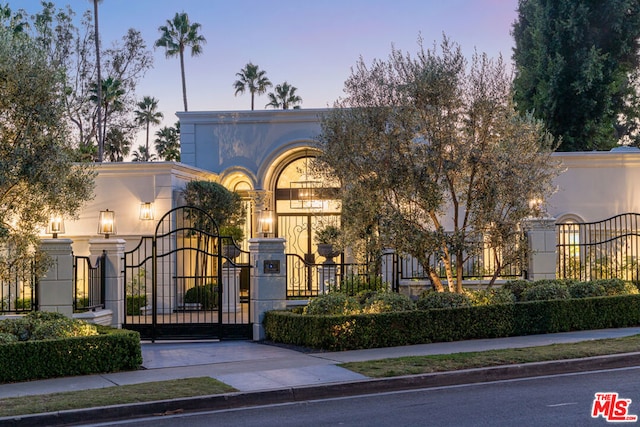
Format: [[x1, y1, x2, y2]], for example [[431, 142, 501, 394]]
[[98, 209, 116, 238], [46, 214, 65, 238], [139, 202, 154, 220], [257, 208, 274, 237]]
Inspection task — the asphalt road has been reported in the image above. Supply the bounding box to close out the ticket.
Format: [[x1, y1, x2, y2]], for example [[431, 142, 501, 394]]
[[89, 366, 640, 427]]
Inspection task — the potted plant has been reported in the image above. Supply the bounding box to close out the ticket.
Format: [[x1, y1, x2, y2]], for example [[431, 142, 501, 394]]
[[315, 225, 342, 264], [220, 224, 244, 259]]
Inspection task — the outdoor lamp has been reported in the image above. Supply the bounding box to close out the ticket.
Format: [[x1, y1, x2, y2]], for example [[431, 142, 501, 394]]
[[98, 209, 116, 238], [257, 208, 274, 237], [46, 215, 65, 238], [139, 202, 154, 220]]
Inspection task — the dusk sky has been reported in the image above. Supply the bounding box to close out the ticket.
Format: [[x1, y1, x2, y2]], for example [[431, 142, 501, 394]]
[[17, 0, 520, 148]]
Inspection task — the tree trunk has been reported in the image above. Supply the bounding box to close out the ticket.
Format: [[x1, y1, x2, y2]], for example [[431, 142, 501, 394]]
[[93, 0, 103, 162], [180, 49, 188, 111]]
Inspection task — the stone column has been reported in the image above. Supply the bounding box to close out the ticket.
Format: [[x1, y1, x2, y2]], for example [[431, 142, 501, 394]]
[[39, 238, 74, 317], [249, 237, 287, 341], [524, 217, 557, 280], [222, 265, 241, 313], [89, 238, 126, 328]]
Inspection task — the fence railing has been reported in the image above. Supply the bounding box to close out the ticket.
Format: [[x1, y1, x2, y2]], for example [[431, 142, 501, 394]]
[[73, 252, 106, 312], [557, 213, 640, 282], [0, 261, 37, 314], [286, 253, 398, 298]]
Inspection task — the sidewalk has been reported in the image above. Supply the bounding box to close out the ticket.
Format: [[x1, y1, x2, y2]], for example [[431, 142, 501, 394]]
[[1, 327, 640, 425]]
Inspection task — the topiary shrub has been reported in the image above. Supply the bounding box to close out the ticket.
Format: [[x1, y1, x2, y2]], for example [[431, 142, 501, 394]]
[[466, 287, 516, 306], [304, 293, 360, 315], [502, 280, 534, 302], [593, 278, 638, 296], [362, 292, 415, 313], [0, 333, 17, 344], [0, 311, 98, 342], [568, 281, 606, 299], [416, 291, 471, 310], [184, 284, 218, 310], [521, 282, 570, 301]]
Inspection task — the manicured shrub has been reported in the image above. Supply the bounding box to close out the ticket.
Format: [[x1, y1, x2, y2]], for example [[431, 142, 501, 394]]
[[592, 278, 639, 296], [502, 280, 534, 301], [0, 311, 97, 342], [126, 295, 147, 315], [304, 293, 360, 315], [416, 291, 471, 310], [362, 292, 415, 313], [465, 288, 516, 306], [184, 284, 218, 310], [568, 281, 606, 299], [0, 333, 17, 344], [521, 282, 570, 301]]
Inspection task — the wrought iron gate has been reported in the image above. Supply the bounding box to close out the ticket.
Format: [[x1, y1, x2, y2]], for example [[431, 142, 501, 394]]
[[123, 206, 251, 340]]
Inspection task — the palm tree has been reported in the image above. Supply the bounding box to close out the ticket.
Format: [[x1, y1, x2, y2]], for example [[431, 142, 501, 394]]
[[134, 96, 163, 161], [93, 0, 104, 161], [104, 128, 131, 162], [132, 145, 157, 162], [233, 63, 272, 110], [265, 82, 302, 109], [154, 124, 180, 161], [89, 77, 125, 149], [155, 12, 206, 112]]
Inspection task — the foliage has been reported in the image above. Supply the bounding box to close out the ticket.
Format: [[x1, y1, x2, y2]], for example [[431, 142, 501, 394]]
[[134, 96, 163, 161], [521, 282, 571, 301], [264, 294, 640, 351], [512, 0, 640, 150], [314, 225, 341, 245], [234, 62, 272, 110], [303, 293, 360, 316], [154, 122, 180, 161], [317, 35, 559, 293], [332, 274, 388, 296], [362, 292, 415, 313], [184, 284, 218, 310], [503, 280, 535, 302], [126, 295, 147, 316], [568, 281, 606, 299], [182, 180, 246, 231], [155, 12, 206, 112], [0, 22, 95, 280], [0, 326, 142, 383], [265, 81, 302, 109], [0, 311, 97, 342], [22, 3, 153, 159], [465, 287, 516, 306], [416, 291, 472, 310]]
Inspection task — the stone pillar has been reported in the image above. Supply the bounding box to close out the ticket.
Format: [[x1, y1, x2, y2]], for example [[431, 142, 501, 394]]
[[524, 217, 557, 280], [249, 237, 287, 341], [39, 238, 74, 317], [319, 264, 336, 294], [89, 238, 126, 328], [222, 265, 241, 313], [381, 248, 396, 289]]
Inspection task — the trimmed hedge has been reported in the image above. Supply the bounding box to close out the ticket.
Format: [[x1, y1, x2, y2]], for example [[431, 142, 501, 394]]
[[0, 327, 142, 383], [264, 294, 640, 351]]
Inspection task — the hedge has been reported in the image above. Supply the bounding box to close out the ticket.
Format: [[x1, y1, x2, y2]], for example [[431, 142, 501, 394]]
[[0, 327, 142, 383], [263, 294, 640, 351]]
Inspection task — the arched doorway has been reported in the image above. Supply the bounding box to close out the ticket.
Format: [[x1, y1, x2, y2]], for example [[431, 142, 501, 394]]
[[274, 155, 340, 263]]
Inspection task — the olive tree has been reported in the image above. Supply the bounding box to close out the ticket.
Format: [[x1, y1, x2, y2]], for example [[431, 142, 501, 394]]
[[317, 37, 559, 292], [0, 24, 94, 280]]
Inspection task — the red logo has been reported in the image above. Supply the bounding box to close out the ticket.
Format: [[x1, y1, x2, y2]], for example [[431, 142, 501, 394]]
[[592, 392, 638, 422]]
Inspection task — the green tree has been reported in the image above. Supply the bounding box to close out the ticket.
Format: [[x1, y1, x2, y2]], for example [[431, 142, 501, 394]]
[[233, 62, 272, 110], [512, 0, 640, 150], [89, 76, 125, 153], [155, 12, 206, 112], [132, 145, 156, 162], [104, 128, 131, 162], [266, 82, 302, 109], [154, 123, 180, 161], [318, 36, 559, 292], [134, 96, 163, 161], [0, 23, 94, 279]]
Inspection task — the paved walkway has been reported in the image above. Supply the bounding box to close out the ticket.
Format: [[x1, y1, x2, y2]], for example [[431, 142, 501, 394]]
[[1, 327, 640, 400]]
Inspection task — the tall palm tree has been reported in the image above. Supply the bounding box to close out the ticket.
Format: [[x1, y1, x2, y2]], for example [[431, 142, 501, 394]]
[[89, 77, 125, 149], [265, 82, 303, 109], [93, 0, 104, 161], [134, 96, 163, 161], [155, 12, 206, 112], [233, 63, 272, 110], [154, 125, 180, 161]]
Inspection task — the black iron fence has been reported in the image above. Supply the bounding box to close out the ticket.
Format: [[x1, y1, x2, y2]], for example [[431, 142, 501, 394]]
[[557, 213, 640, 282], [0, 261, 37, 313], [73, 252, 106, 312]]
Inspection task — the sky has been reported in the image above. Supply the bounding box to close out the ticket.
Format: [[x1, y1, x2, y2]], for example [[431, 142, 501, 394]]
[[15, 0, 520, 149]]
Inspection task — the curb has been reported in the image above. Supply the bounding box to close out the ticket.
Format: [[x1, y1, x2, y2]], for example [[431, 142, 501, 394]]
[[3, 352, 640, 426]]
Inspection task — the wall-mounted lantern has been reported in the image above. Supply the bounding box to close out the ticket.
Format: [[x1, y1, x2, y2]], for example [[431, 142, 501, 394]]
[[139, 202, 154, 220]]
